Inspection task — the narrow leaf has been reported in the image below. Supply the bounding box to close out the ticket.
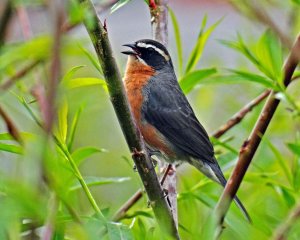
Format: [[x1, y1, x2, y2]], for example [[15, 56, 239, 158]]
[[169, 8, 183, 77], [69, 176, 130, 191], [111, 0, 132, 13], [229, 70, 275, 88], [0, 142, 23, 154], [62, 77, 107, 90], [72, 146, 107, 165], [287, 143, 300, 156], [179, 68, 217, 93], [185, 17, 222, 74], [78, 45, 103, 75], [62, 65, 86, 82], [67, 106, 83, 151], [55, 100, 68, 143], [265, 138, 292, 185], [0, 133, 14, 141]]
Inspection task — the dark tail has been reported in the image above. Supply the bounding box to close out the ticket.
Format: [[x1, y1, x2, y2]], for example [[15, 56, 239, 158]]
[[209, 162, 252, 223]]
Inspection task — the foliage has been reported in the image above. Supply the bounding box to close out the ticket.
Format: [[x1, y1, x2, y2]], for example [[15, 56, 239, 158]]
[[0, 0, 299, 239]]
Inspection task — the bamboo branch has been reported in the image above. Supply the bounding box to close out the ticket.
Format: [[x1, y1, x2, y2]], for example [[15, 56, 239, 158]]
[[78, 0, 179, 238], [214, 35, 300, 233], [273, 201, 300, 240]]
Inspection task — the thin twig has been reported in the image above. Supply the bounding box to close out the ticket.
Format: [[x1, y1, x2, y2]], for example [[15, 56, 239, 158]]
[[78, 0, 179, 238], [41, 193, 59, 240], [44, 1, 63, 133], [0, 60, 41, 91], [273, 201, 300, 240], [0, 105, 22, 143], [212, 89, 271, 138], [16, 5, 33, 39], [214, 35, 300, 235], [0, 0, 12, 47]]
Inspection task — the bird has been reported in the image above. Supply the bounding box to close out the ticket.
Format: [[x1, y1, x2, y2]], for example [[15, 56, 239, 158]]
[[122, 39, 251, 222]]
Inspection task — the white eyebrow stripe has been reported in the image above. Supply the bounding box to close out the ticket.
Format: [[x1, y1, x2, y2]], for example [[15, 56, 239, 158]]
[[136, 42, 170, 61]]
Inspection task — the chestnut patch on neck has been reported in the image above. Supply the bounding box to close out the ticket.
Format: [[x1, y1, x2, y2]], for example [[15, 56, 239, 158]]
[[124, 57, 175, 157]]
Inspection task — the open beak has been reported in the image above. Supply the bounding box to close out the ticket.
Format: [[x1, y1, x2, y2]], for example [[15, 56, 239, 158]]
[[121, 43, 140, 56]]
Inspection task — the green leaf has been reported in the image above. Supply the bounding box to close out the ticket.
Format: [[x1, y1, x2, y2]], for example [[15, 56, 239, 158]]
[[125, 210, 153, 219], [280, 186, 295, 207], [62, 65, 86, 82], [265, 138, 292, 186], [107, 222, 134, 240], [0, 133, 14, 141], [287, 143, 300, 156], [228, 70, 275, 88], [256, 30, 283, 81], [69, 176, 130, 191], [67, 106, 83, 151], [185, 17, 222, 74], [169, 8, 183, 77], [62, 77, 107, 90], [55, 100, 68, 143], [0, 142, 23, 154], [204, 72, 275, 88], [211, 137, 238, 155], [111, 0, 132, 13], [220, 31, 283, 81], [0, 36, 50, 72], [179, 68, 217, 93], [78, 45, 103, 75], [72, 146, 107, 165], [219, 35, 266, 75]]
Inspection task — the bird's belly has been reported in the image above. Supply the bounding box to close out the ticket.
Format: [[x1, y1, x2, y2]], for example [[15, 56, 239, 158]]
[[140, 123, 176, 160]]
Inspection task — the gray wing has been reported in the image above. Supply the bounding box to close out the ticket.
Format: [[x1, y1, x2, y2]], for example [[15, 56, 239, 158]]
[[142, 78, 215, 163]]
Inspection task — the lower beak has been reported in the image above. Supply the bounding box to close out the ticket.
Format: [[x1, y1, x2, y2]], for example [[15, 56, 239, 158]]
[[121, 50, 136, 55], [121, 43, 139, 56]]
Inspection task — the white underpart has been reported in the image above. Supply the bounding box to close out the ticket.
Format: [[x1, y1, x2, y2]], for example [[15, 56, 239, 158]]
[[191, 158, 220, 183], [136, 42, 170, 61]]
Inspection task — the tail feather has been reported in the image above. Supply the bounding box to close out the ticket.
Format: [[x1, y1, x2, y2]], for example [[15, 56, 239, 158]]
[[209, 162, 252, 223], [191, 158, 251, 222]]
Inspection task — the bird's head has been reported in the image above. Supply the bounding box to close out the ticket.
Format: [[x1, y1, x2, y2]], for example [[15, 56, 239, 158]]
[[122, 39, 173, 70]]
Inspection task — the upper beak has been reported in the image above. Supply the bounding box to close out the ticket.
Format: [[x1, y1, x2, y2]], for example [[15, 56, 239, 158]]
[[121, 43, 139, 56]]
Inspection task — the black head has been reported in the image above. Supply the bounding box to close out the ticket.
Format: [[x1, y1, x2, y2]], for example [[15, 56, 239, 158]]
[[122, 39, 173, 70]]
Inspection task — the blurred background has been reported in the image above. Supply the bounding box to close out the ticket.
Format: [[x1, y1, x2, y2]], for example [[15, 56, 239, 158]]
[[1, 0, 300, 239]]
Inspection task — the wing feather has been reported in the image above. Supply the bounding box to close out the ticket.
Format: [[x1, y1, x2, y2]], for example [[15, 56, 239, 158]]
[[142, 78, 214, 163]]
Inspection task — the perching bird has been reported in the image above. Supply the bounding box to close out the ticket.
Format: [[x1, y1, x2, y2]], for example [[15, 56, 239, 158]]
[[122, 39, 251, 222]]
